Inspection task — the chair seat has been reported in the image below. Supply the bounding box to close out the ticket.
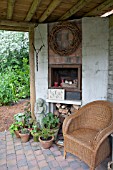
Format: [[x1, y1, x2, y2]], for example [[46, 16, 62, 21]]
[[67, 128, 98, 149]]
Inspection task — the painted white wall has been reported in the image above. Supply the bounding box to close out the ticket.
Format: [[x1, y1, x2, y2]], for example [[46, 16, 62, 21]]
[[82, 17, 109, 105], [34, 24, 48, 101], [34, 18, 109, 106]]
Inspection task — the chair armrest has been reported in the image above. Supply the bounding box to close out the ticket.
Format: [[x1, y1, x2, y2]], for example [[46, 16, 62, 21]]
[[92, 124, 113, 150], [63, 111, 80, 135]]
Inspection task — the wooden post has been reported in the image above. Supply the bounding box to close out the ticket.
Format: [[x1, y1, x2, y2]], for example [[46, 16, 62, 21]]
[[29, 26, 36, 120]]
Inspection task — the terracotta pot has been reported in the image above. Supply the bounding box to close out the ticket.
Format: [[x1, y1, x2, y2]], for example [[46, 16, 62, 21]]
[[19, 133, 30, 143], [14, 130, 20, 138], [39, 136, 54, 149]]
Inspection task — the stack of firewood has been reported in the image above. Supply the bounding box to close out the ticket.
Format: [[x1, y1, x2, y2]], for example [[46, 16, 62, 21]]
[[54, 103, 80, 119]]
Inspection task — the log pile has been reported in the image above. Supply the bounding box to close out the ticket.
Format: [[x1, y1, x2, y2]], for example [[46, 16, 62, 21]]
[[54, 103, 80, 123]]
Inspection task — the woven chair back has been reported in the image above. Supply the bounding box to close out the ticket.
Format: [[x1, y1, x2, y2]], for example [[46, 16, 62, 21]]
[[78, 102, 112, 131]]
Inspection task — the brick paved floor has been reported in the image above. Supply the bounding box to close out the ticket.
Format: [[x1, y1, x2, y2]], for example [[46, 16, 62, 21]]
[[0, 131, 111, 170]]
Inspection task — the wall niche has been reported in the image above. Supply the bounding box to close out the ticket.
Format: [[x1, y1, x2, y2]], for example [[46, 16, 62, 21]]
[[48, 20, 82, 100]]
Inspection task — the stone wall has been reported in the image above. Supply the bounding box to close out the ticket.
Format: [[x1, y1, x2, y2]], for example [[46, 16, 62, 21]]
[[82, 17, 109, 105], [107, 26, 113, 102]]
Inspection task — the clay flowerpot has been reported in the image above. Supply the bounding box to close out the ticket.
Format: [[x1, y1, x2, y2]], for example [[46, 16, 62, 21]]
[[19, 133, 30, 142], [14, 130, 20, 138], [39, 136, 54, 149]]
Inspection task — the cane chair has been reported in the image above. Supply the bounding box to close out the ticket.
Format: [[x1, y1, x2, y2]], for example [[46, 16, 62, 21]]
[[63, 100, 113, 170]]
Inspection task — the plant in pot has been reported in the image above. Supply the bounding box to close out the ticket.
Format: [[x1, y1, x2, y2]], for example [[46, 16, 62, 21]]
[[39, 128, 54, 149], [24, 111, 33, 129], [31, 122, 41, 142], [42, 112, 60, 140], [14, 113, 25, 123], [9, 121, 23, 138], [19, 128, 30, 143], [14, 102, 33, 129]]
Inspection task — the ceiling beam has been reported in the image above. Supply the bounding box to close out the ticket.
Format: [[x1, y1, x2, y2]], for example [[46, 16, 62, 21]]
[[39, 0, 61, 22], [25, 0, 42, 21], [7, 0, 16, 19], [84, 0, 113, 16], [58, 0, 93, 21], [0, 20, 37, 28], [0, 25, 29, 32]]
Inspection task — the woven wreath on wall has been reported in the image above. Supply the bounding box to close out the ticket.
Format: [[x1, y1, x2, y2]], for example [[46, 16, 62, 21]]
[[49, 22, 81, 56]]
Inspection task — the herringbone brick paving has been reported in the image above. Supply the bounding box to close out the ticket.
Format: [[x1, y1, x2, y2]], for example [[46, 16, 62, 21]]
[[0, 131, 111, 170]]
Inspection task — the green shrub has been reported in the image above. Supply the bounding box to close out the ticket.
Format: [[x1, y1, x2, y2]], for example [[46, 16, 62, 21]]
[[0, 31, 29, 105], [0, 58, 30, 105]]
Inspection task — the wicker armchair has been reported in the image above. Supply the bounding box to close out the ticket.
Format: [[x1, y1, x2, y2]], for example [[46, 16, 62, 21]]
[[63, 100, 113, 170]]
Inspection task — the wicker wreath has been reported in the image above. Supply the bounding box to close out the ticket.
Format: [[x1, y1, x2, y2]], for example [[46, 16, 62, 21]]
[[49, 22, 81, 56]]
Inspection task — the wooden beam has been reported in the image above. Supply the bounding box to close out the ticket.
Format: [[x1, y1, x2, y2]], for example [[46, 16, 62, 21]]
[[25, 0, 41, 21], [58, 0, 92, 21], [84, 0, 113, 16], [0, 20, 37, 28], [0, 25, 29, 32], [7, 0, 15, 19], [110, 14, 113, 28], [29, 27, 36, 120], [39, 0, 61, 22]]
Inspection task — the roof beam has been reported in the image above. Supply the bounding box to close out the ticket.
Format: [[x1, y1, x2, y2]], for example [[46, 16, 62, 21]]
[[58, 0, 92, 21], [0, 20, 37, 28], [39, 0, 61, 22], [0, 25, 29, 32], [84, 0, 113, 16], [25, 0, 42, 21], [7, 0, 16, 19]]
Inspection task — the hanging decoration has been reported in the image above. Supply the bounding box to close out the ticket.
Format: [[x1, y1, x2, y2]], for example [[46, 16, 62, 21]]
[[49, 22, 81, 56], [32, 27, 45, 71], [32, 43, 45, 71]]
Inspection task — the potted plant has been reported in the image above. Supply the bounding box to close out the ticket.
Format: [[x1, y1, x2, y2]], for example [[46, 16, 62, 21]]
[[9, 121, 23, 138], [14, 102, 33, 129], [14, 112, 25, 123], [31, 123, 41, 142], [42, 112, 60, 140], [39, 128, 54, 149], [24, 111, 33, 129], [19, 128, 30, 142]]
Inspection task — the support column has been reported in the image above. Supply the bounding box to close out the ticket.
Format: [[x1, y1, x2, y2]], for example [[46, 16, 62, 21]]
[[29, 26, 36, 119]]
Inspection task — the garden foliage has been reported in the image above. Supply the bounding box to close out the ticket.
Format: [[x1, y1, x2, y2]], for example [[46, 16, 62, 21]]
[[0, 30, 30, 105]]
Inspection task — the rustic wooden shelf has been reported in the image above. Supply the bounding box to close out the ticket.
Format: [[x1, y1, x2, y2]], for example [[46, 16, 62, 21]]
[[50, 87, 82, 92], [48, 64, 82, 92]]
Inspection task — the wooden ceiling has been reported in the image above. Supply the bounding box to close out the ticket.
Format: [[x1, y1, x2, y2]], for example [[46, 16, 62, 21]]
[[0, 0, 113, 31]]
